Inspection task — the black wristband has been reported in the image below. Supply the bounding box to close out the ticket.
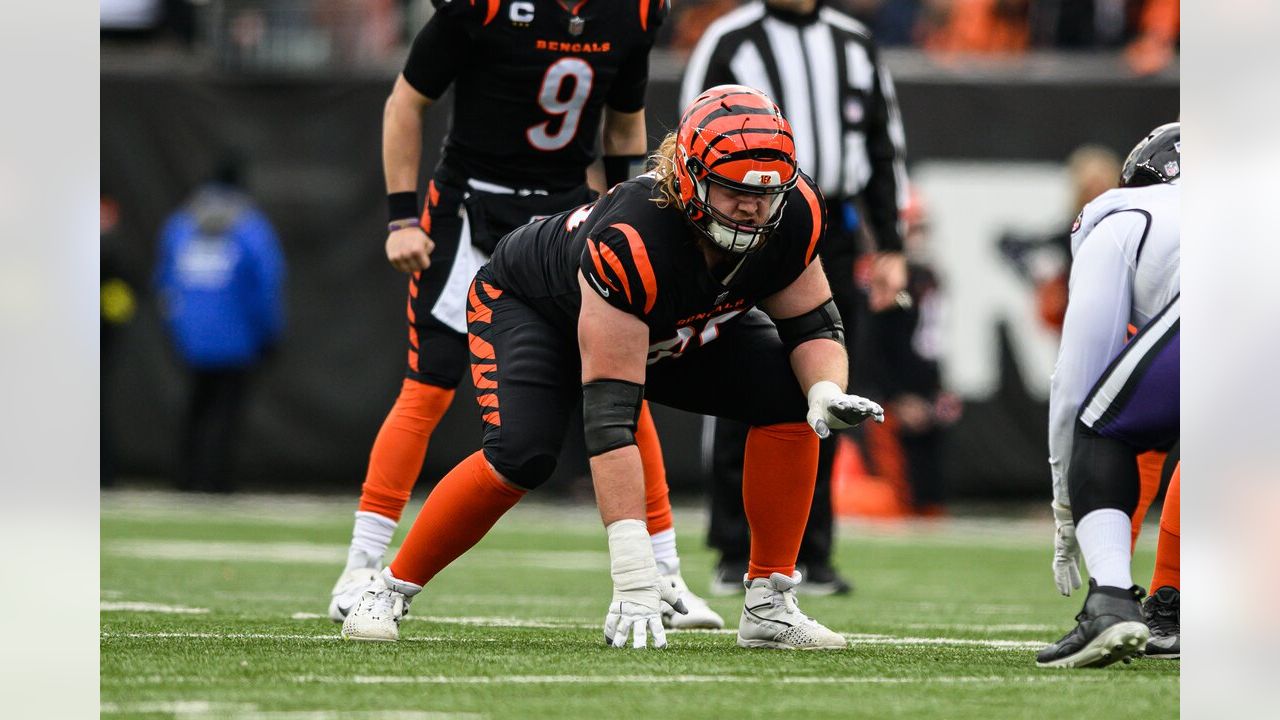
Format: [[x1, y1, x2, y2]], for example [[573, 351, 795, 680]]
[[603, 155, 647, 189], [387, 191, 419, 222]]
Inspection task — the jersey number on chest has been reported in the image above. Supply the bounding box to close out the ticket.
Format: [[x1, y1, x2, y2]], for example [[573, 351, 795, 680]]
[[647, 309, 744, 365], [526, 58, 595, 151]]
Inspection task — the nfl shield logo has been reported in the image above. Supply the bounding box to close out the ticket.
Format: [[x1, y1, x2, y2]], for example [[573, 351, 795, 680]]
[[843, 98, 864, 124], [1164, 160, 1180, 178]]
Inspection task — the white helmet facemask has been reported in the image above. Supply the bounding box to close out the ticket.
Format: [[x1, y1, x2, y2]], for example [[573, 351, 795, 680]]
[[692, 174, 789, 254]]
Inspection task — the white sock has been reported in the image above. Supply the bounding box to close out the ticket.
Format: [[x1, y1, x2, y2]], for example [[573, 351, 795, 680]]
[[1076, 509, 1133, 589], [348, 511, 397, 570], [650, 528, 680, 576]]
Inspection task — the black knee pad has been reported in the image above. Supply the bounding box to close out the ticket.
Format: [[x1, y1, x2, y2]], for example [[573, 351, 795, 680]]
[[1068, 421, 1141, 524], [487, 451, 558, 491]]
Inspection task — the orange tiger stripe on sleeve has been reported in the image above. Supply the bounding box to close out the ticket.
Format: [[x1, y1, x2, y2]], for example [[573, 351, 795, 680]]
[[598, 242, 633, 304], [797, 180, 823, 265], [611, 223, 657, 315], [586, 237, 619, 292]]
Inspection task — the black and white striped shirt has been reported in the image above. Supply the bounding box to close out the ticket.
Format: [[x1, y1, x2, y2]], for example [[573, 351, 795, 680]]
[[680, 0, 908, 250]]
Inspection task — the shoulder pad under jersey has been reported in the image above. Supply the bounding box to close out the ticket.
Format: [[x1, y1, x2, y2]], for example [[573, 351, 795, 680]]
[[1070, 182, 1178, 256], [432, 0, 502, 26]]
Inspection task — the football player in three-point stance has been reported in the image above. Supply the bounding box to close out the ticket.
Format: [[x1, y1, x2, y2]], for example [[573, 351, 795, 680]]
[[330, 0, 722, 632], [342, 85, 884, 649], [1039, 123, 1180, 668]]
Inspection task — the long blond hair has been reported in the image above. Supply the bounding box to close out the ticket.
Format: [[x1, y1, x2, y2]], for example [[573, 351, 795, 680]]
[[648, 132, 683, 208]]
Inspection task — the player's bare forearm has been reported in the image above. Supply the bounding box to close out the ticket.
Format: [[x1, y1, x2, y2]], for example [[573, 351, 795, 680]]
[[602, 107, 647, 157], [589, 447, 646, 525], [382, 75, 433, 194], [789, 338, 848, 397], [577, 272, 650, 526], [760, 260, 848, 393]]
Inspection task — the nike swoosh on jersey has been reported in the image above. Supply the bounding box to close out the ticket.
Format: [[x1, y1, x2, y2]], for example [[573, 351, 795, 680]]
[[587, 272, 610, 297]]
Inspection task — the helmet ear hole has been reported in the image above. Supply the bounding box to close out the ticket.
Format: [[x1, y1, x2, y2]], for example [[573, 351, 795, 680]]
[[686, 157, 706, 181]]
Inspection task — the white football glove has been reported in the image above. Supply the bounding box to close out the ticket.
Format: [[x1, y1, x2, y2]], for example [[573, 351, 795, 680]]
[[806, 381, 885, 439], [1052, 502, 1082, 596], [603, 520, 687, 649]]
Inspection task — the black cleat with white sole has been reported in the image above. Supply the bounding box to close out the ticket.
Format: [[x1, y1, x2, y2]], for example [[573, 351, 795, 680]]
[[1142, 586, 1180, 659], [1037, 580, 1149, 668]]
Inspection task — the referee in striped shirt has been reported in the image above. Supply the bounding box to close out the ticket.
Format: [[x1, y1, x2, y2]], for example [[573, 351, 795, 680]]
[[682, 0, 909, 596]]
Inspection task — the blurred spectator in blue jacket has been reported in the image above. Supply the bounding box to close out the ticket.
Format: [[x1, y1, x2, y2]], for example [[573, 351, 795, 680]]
[[155, 155, 285, 492]]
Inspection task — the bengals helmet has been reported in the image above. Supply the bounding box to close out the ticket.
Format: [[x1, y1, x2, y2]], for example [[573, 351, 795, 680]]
[[1120, 122, 1180, 187], [674, 85, 798, 253]]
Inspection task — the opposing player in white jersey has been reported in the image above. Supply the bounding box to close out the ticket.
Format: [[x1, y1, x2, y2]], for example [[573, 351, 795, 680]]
[[1037, 123, 1181, 668]]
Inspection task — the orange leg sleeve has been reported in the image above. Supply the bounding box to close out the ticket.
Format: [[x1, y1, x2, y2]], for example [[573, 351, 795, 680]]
[[357, 379, 456, 521], [743, 422, 819, 580], [636, 401, 674, 536], [389, 451, 525, 586], [1150, 462, 1180, 591], [1130, 450, 1167, 550]]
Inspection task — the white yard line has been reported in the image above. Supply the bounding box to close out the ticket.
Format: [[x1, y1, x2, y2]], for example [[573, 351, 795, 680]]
[[641, 628, 1049, 649], [290, 673, 1105, 686], [101, 601, 210, 614], [105, 626, 1048, 651], [844, 634, 1046, 650], [290, 612, 592, 629], [104, 632, 350, 641], [105, 671, 1114, 688], [103, 539, 607, 570], [105, 540, 346, 564], [100, 701, 256, 715], [100, 631, 462, 643], [100, 702, 480, 719], [902, 622, 1058, 633]]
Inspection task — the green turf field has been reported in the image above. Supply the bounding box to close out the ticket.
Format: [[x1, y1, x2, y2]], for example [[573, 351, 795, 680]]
[[101, 490, 1178, 719]]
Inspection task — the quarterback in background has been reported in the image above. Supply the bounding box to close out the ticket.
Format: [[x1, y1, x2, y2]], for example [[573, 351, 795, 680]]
[[342, 86, 885, 650]]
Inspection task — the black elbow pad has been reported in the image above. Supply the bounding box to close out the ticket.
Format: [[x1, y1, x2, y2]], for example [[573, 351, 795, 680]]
[[774, 298, 844, 352], [582, 379, 644, 457]]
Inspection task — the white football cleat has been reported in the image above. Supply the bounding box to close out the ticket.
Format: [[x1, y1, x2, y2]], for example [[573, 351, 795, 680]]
[[328, 565, 381, 622], [340, 570, 418, 642], [737, 571, 847, 650], [662, 573, 724, 630]]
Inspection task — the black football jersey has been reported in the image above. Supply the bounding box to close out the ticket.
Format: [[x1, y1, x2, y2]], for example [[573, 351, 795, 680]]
[[488, 174, 827, 363], [404, 0, 667, 191]]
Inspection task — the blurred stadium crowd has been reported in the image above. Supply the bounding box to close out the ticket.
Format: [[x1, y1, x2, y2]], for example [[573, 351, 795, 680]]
[[103, 0, 1177, 74]]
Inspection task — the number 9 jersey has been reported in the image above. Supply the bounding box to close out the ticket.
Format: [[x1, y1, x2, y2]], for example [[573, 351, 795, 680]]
[[404, 0, 668, 191]]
